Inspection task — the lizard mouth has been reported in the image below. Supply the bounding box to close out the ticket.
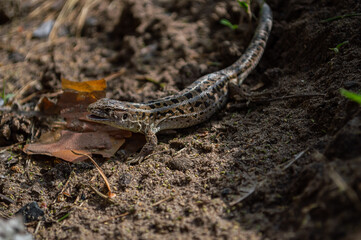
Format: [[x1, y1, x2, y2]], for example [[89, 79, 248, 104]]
[[87, 114, 109, 121]]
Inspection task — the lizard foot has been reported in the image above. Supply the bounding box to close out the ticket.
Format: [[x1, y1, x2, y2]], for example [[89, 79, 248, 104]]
[[126, 154, 147, 164], [126, 129, 157, 165]]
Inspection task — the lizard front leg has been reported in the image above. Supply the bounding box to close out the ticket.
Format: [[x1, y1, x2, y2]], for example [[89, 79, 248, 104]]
[[127, 129, 158, 164]]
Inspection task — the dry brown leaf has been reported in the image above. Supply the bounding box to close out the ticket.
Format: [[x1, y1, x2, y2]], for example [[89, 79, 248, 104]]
[[62, 78, 106, 93], [24, 130, 126, 162], [57, 90, 104, 111], [38, 96, 60, 114], [25, 78, 135, 162], [38, 78, 106, 115]]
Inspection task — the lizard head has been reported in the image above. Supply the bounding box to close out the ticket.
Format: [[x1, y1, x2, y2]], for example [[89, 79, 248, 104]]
[[87, 98, 145, 133]]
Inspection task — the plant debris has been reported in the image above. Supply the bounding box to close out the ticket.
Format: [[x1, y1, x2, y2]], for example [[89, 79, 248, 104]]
[[23, 78, 131, 162]]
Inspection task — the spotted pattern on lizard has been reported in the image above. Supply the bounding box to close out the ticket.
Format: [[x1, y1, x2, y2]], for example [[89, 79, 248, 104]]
[[88, 0, 273, 163]]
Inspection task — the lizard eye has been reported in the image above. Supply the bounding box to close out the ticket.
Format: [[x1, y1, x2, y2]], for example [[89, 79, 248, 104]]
[[122, 113, 128, 120]]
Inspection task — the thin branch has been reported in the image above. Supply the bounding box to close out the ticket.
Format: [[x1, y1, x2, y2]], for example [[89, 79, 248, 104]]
[[71, 150, 116, 198], [229, 186, 256, 206], [52, 170, 75, 204], [282, 147, 309, 170], [329, 168, 361, 212], [100, 212, 130, 223], [152, 196, 173, 207], [88, 185, 116, 204]]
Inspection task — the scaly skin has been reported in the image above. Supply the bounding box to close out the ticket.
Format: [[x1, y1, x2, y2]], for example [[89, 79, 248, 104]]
[[88, 0, 273, 163]]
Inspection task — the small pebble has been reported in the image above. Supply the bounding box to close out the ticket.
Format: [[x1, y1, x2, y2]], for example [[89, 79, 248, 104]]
[[16, 201, 45, 223], [33, 20, 54, 39]]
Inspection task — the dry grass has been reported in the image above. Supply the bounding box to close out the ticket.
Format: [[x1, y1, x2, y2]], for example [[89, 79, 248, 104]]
[[27, 0, 101, 41]]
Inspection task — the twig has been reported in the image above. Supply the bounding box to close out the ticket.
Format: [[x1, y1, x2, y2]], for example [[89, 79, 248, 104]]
[[71, 150, 116, 198], [34, 220, 42, 234], [329, 168, 361, 212], [88, 185, 116, 204], [104, 68, 126, 82], [174, 147, 187, 156], [229, 186, 256, 206], [0, 193, 15, 204], [28, 0, 55, 19], [282, 147, 309, 170], [152, 196, 173, 207], [18, 90, 63, 105], [100, 212, 130, 223], [76, 0, 98, 37], [12, 79, 38, 103], [49, 0, 78, 41], [52, 170, 74, 204]]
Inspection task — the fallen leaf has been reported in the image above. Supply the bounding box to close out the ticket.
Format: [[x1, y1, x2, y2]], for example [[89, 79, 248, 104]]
[[24, 130, 126, 162], [37, 96, 60, 115], [57, 91, 100, 111], [62, 78, 106, 93], [25, 78, 135, 162]]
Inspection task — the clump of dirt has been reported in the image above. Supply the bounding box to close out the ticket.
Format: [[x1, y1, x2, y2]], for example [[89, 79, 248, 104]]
[[0, 0, 361, 239], [0, 113, 33, 146]]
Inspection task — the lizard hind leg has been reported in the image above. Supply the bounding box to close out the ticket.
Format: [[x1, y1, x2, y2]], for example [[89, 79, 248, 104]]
[[127, 129, 158, 164]]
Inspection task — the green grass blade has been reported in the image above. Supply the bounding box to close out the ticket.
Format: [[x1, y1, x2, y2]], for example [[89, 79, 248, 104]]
[[329, 41, 349, 53], [220, 19, 238, 30], [321, 13, 361, 23], [237, 0, 249, 11], [340, 89, 361, 105]]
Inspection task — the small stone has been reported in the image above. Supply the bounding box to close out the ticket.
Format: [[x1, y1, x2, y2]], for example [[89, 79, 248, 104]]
[[118, 173, 133, 187], [15, 201, 45, 223], [33, 20, 55, 39], [166, 158, 192, 172]]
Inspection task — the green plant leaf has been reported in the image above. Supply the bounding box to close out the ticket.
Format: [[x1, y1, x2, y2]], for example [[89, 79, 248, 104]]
[[1, 79, 5, 99], [237, 0, 249, 11], [58, 212, 70, 222], [4, 93, 14, 101], [220, 19, 238, 30], [321, 13, 361, 23], [329, 41, 349, 53], [340, 89, 361, 105]]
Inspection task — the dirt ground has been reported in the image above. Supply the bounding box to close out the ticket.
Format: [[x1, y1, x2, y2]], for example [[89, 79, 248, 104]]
[[1, 0, 361, 239]]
